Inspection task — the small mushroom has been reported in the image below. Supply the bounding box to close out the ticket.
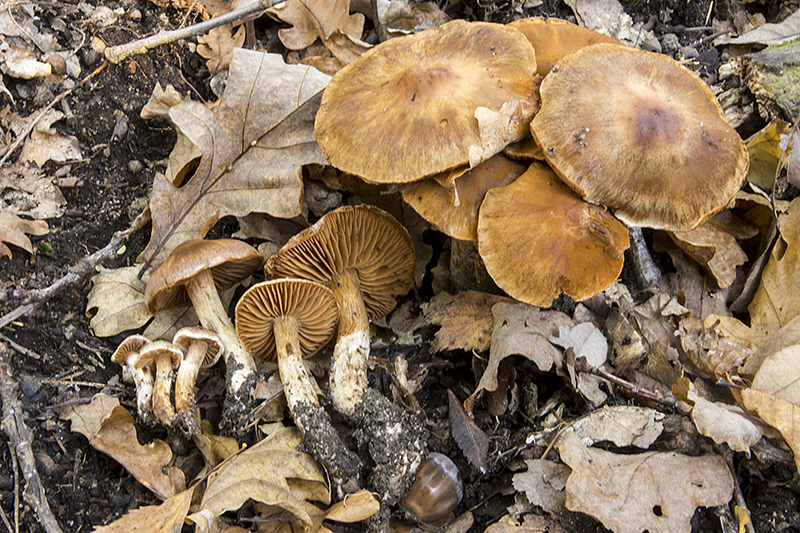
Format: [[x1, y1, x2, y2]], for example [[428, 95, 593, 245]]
[[144, 239, 263, 430], [136, 341, 183, 427], [111, 335, 155, 424], [172, 326, 225, 434], [478, 161, 630, 306], [531, 43, 749, 231], [315, 19, 540, 185], [235, 278, 362, 493]]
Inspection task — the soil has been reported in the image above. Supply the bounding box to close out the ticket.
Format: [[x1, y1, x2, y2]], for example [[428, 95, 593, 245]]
[[1, 0, 799, 532]]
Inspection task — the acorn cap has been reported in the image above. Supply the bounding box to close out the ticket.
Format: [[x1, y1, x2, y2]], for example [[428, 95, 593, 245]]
[[264, 205, 415, 320], [403, 154, 526, 241], [145, 239, 262, 314], [478, 161, 630, 306], [173, 327, 224, 368], [508, 17, 619, 77], [315, 19, 540, 184], [531, 43, 749, 232], [235, 279, 339, 362]]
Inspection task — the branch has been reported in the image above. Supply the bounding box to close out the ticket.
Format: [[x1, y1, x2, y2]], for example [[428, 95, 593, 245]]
[[103, 0, 281, 64], [574, 356, 677, 409]]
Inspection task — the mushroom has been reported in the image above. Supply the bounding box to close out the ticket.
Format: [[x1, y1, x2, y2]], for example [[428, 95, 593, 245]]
[[144, 238, 263, 430], [112, 335, 155, 424], [478, 161, 630, 306], [172, 326, 225, 434], [315, 19, 541, 185], [136, 340, 184, 426], [235, 278, 362, 492], [530, 43, 749, 232]]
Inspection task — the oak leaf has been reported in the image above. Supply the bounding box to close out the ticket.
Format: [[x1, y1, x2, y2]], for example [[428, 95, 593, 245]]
[[0, 211, 48, 259], [196, 23, 245, 74], [268, 0, 364, 50], [92, 488, 193, 533], [431, 290, 513, 353]]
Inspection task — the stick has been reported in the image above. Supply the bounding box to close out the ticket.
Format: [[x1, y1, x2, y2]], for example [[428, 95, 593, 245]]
[[0, 209, 150, 330], [0, 342, 65, 533], [574, 356, 677, 409], [104, 0, 281, 64]]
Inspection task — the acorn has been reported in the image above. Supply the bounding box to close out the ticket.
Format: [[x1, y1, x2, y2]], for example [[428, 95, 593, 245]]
[[400, 453, 463, 524]]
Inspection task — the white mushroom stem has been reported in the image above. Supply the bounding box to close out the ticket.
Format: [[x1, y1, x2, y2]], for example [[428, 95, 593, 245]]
[[133, 364, 155, 423], [175, 340, 209, 414], [153, 352, 177, 426], [327, 268, 370, 417], [185, 268, 257, 397], [273, 317, 319, 414]]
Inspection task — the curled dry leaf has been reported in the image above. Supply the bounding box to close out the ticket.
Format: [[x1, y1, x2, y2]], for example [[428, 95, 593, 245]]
[[744, 119, 791, 191], [558, 430, 733, 533], [0, 163, 66, 219], [678, 316, 750, 380], [0, 210, 48, 259], [512, 459, 570, 515], [448, 390, 488, 473], [268, 0, 364, 50], [571, 406, 663, 449], [139, 49, 330, 269], [685, 386, 763, 455], [196, 23, 246, 74], [86, 266, 152, 337], [431, 290, 514, 353], [16, 109, 82, 167], [92, 487, 193, 533], [60, 393, 186, 500]]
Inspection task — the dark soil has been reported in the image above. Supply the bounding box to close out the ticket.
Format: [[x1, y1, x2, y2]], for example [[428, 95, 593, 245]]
[[1, 0, 798, 532]]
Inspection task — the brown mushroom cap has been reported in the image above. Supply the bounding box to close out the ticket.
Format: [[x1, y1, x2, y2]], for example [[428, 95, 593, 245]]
[[478, 161, 630, 306], [145, 239, 262, 314], [264, 205, 415, 321], [235, 279, 339, 362], [112, 335, 151, 367], [315, 19, 540, 184], [403, 154, 526, 241], [531, 43, 749, 232], [173, 327, 224, 368], [508, 17, 620, 77]]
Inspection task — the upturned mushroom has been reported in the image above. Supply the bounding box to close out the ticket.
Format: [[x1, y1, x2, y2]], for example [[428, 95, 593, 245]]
[[136, 340, 184, 426], [112, 335, 155, 424], [172, 326, 225, 434], [315, 19, 541, 185], [531, 43, 749, 232], [235, 278, 362, 493], [144, 239, 263, 430]]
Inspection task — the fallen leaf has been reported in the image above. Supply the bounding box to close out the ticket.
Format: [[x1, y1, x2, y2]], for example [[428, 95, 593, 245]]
[[469, 99, 535, 169], [0, 163, 66, 219], [139, 49, 330, 269], [721, 8, 800, 46], [374, 0, 450, 39], [678, 317, 750, 380], [0, 210, 48, 259], [558, 430, 734, 533], [448, 390, 488, 473], [484, 514, 557, 533], [512, 459, 570, 515], [268, 0, 364, 50], [744, 313, 800, 375], [430, 291, 514, 353], [197, 23, 246, 74], [61, 394, 186, 500], [551, 322, 609, 406], [571, 406, 663, 449], [686, 386, 763, 455], [14, 109, 81, 166], [564, 0, 641, 45], [744, 119, 791, 191], [86, 266, 153, 337], [92, 487, 193, 532]]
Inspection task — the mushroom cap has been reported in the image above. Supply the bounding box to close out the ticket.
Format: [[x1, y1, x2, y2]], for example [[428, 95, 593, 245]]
[[508, 17, 620, 77], [531, 43, 749, 232], [112, 335, 151, 365], [145, 239, 262, 314], [315, 19, 540, 184], [172, 327, 225, 367], [235, 279, 339, 363], [478, 161, 630, 307], [403, 154, 527, 241], [264, 205, 415, 320], [135, 340, 184, 369]]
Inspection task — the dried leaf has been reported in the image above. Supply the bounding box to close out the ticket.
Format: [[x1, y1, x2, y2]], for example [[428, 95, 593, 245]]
[[16, 109, 81, 166], [558, 430, 734, 533], [139, 49, 330, 268], [86, 266, 152, 337], [571, 406, 663, 449], [679, 317, 750, 380], [448, 390, 488, 473], [744, 119, 791, 191], [197, 24, 246, 74], [512, 459, 570, 515], [375, 0, 449, 39], [0, 210, 48, 259], [0, 163, 66, 219], [92, 487, 193, 532], [721, 8, 800, 46], [469, 100, 533, 169], [431, 291, 513, 353], [686, 387, 763, 455], [321, 489, 380, 523], [61, 394, 185, 500], [268, 0, 364, 50]]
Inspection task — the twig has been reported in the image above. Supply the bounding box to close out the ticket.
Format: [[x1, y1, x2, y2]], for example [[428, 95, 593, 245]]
[[104, 0, 280, 64], [574, 356, 678, 409], [722, 447, 756, 533], [0, 209, 150, 330], [689, 28, 733, 48], [0, 342, 65, 533], [0, 62, 107, 166], [8, 441, 18, 533], [0, 334, 41, 360], [0, 497, 12, 533]]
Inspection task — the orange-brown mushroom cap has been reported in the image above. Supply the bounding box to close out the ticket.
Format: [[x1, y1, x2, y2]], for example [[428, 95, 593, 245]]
[[403, 154, 526, 241], [235, 279, 339, 362], [531, 43, 749, 232], [264, 205, 415, 321], [478, 161, 630, 307], [508, 17, 620, 77], [145, 239, 262, 314], [315, 19, 541, 185]]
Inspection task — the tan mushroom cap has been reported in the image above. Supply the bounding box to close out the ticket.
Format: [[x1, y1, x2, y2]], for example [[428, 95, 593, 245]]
[[403, 154, 526, 241], [145, 239, 262, 314], [112, 334, 151, 369], [173, 327, 224, 367], [315, 19, 541, 185], [531, 43, 749, 232], [235, 279, 338, 363], [264, 205, 415, 320], [478, 161, 630, 307], [508, 17, 620, 77], [137, 340, 184, 370]]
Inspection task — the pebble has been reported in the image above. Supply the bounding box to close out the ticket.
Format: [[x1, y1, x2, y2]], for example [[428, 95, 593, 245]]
[[661, 33, 680, 54], [127, 160, 144, 173], [46, 54, 67, 76], [676, 46, 699, 60]]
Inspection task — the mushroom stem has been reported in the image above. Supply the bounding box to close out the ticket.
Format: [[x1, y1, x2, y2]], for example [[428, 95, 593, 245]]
[[273, 317, 319, 412], [134, 365, 155, 423], [174, 340, 208, 415], [153, 352, 177, 426], [327, 268, 370, 417], [185, 269, 257, 402], [629, 226, 661, 293]]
